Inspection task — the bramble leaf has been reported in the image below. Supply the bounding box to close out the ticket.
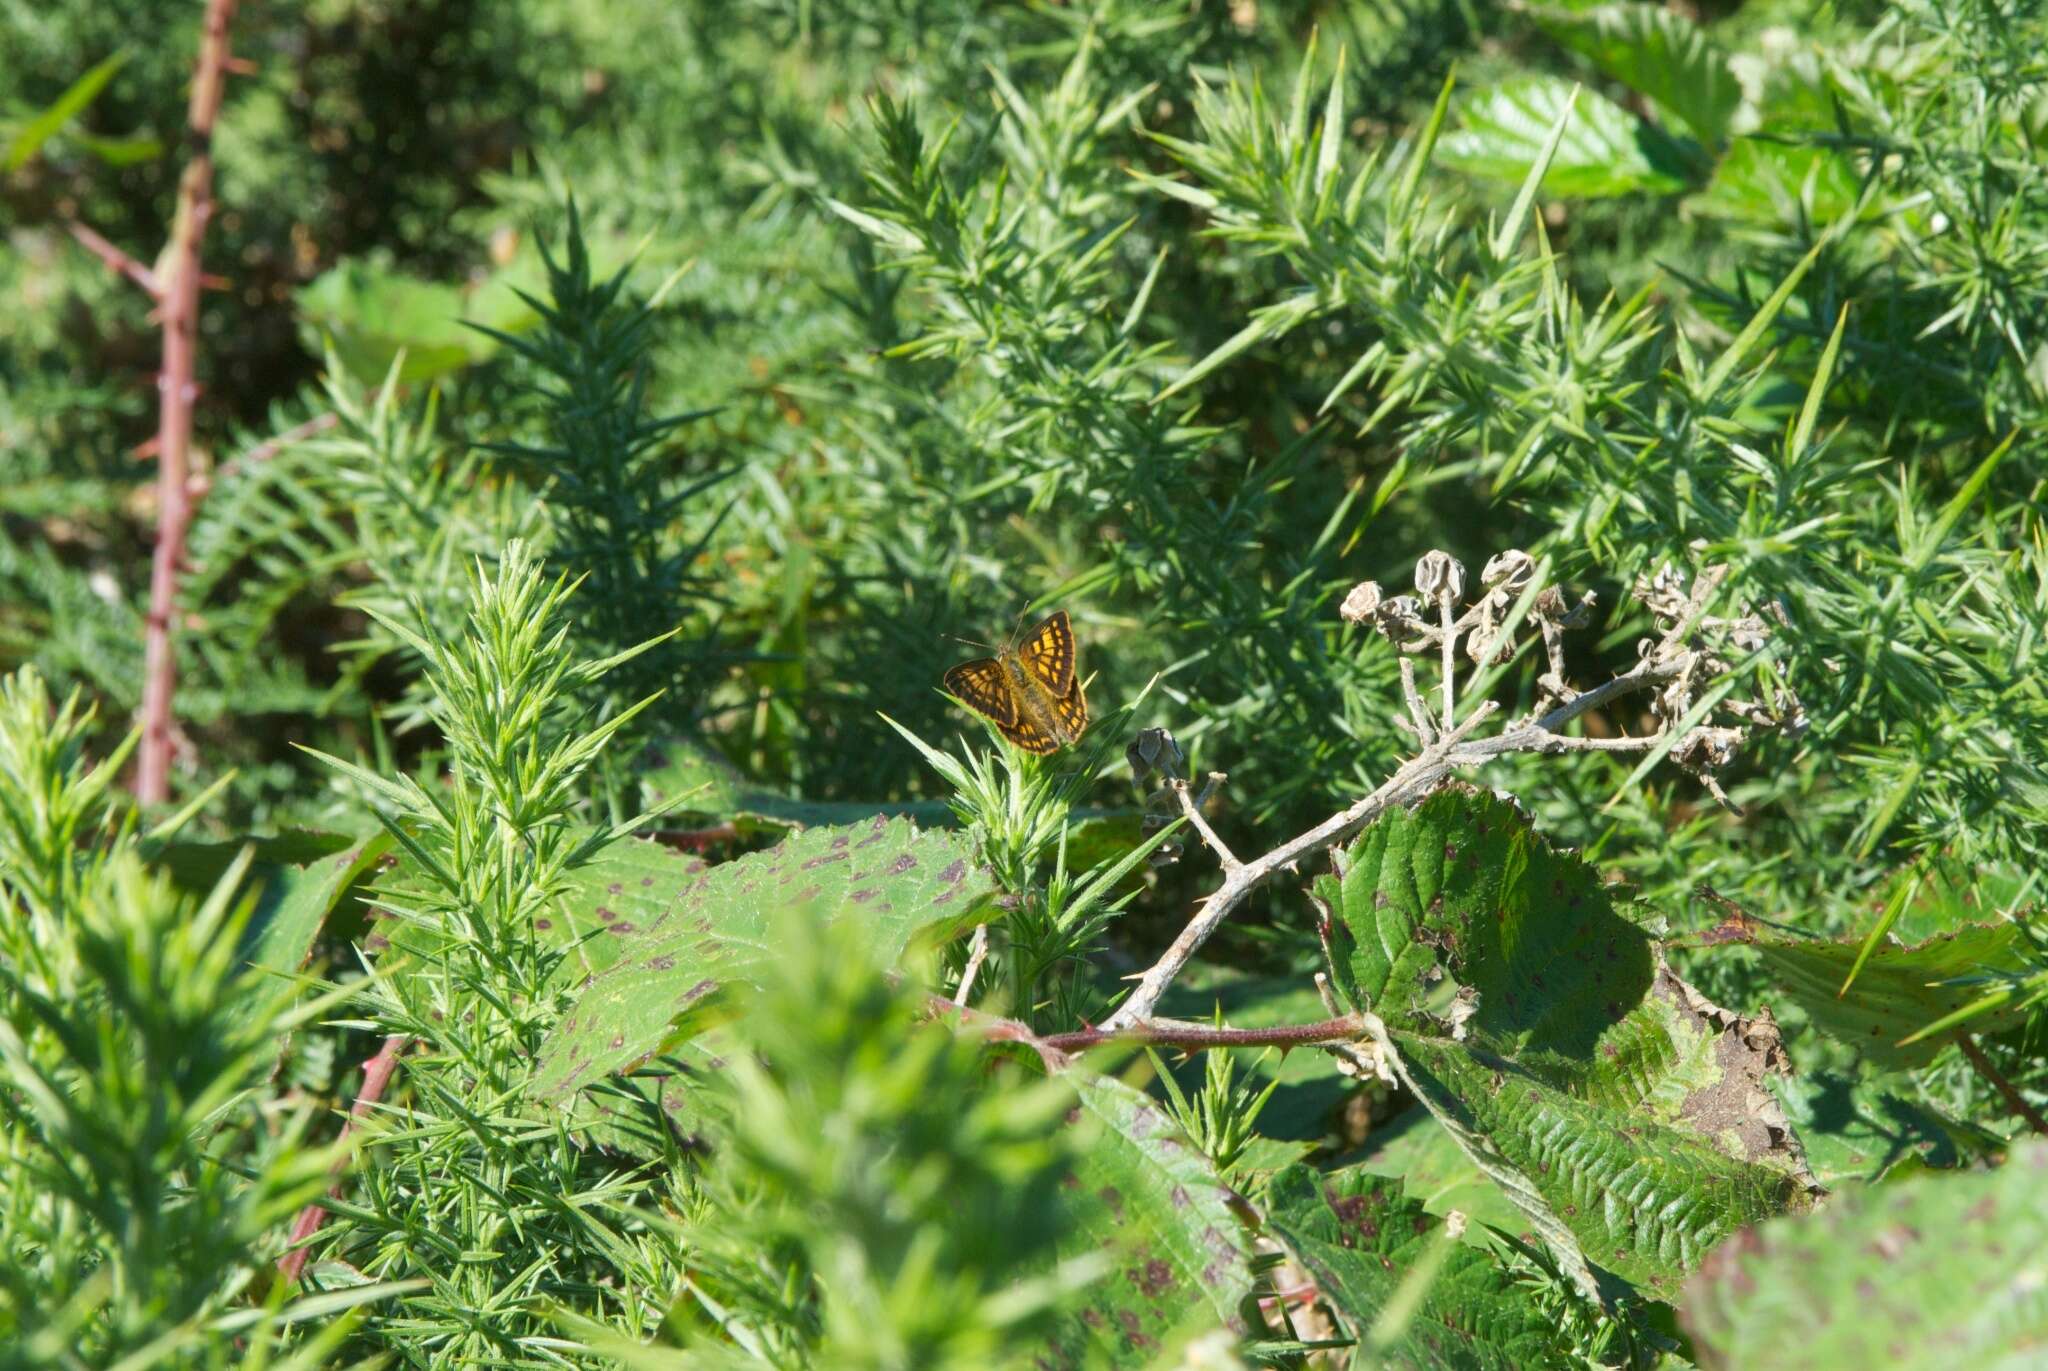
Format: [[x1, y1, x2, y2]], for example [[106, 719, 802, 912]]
[[1532, 4, 1742, 145], [1340, 1107, 1525, 1245], [1317, 785, 1816, 1298], [1676, 913, 2037, 1067], [1264, 1164, 1569, 1369], [1438, 76, 1691, 199], [1765, 1068, 2003, 1188], [634, 735, 950, 836], [1040, 1075, 1256, 1367], [1683, 1142, 2048, 1370], [527, 815, 992, 1103]]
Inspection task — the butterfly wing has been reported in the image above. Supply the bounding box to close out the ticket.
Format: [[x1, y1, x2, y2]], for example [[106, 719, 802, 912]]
[[1015, 610, 1077, 694], [943, 658, 1016, 728], [1000, 712, 1060, 755], [1050, 673, 1089, 743]]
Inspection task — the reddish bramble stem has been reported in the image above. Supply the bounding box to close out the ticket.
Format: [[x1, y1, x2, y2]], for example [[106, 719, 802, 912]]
[[135, 0, 238, 805], [278, 1033, 408, 1283]]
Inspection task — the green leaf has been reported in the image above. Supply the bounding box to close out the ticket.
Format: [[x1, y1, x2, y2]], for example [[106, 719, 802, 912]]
[[67, 131, 162, 166], [1318, 785, 1816, 1299], [1040, 1075, 1256, 1366], [1263, 1165, 1569, 1369], [527, 816, 993, 1104], [1686, 138, 1863, 227], [1533, 4, 1742, 144], [4, 50, 129, 171], [1674, 914, 2037, 1068], [1682, 1142, 2048, 1370], [1438, 76, 1691, 199], [635, 735, 951, 835], [152, 828, 386, 989], [295, 242, 614, 384]]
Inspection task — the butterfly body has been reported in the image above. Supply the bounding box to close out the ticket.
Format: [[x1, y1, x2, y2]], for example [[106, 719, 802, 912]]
[[943, 610, 1089, 755]]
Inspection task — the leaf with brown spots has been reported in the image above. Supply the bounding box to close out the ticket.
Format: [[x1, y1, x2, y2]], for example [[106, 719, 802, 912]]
[[372, 823, 708, 990], [1264, 1165, 1570, 1369], [1036, 1076, 1255, 1368], [526, 816, 993, 1109], [1683, 1140, 2048, 1371], [1673, 916, 2037, 1068], [1341, 1107, 1527, 1244]]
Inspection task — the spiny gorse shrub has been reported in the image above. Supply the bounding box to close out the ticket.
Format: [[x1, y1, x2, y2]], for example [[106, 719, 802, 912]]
[[0, 668, 373, 1366], [0, 1, 2044, 1366]]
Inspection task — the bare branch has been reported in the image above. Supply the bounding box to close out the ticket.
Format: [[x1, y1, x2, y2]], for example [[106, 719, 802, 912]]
[[930, 992, 1371, 1065], [1038, 1013, 1369, 1055], [1174, 773, 1239, 871], [1105, 751, 1448, 1029], [1105, 554, 1798, 1031]]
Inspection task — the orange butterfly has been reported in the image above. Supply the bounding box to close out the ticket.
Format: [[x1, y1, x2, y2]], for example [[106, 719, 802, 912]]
[[942, 610, 1090, 755]]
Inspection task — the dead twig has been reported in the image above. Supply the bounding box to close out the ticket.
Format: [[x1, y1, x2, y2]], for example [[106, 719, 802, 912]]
[[1103, 553, 1800, 1031], [954, 923, 991, 1005], [1172, 772, 1238, 871]]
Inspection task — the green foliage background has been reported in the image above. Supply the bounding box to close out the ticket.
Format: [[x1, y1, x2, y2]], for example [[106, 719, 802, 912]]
[[2, 0, 2046, 1366]]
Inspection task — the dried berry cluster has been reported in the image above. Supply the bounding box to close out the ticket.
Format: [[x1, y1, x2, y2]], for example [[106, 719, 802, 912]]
[[1341, 550, 1802, 807]]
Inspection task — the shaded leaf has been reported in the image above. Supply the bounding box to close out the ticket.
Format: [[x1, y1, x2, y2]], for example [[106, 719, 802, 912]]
[[152, 829, 387, 1027], [1675, 913, 2036, 1067], [1766, 1068, 2004, 1188], [1318, 785, 1816, 1299], [293, 240, 618, 384], [1533, 4, 1742, 144], [1683, 1142, 2048, 1370], [566, 1037, 737, 1158], [1438, 76, 1691, 199], [527, 816, 992, 1103], [1339, 1108, 1524, 1246], [1263, 1164, 1568, 1369]]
